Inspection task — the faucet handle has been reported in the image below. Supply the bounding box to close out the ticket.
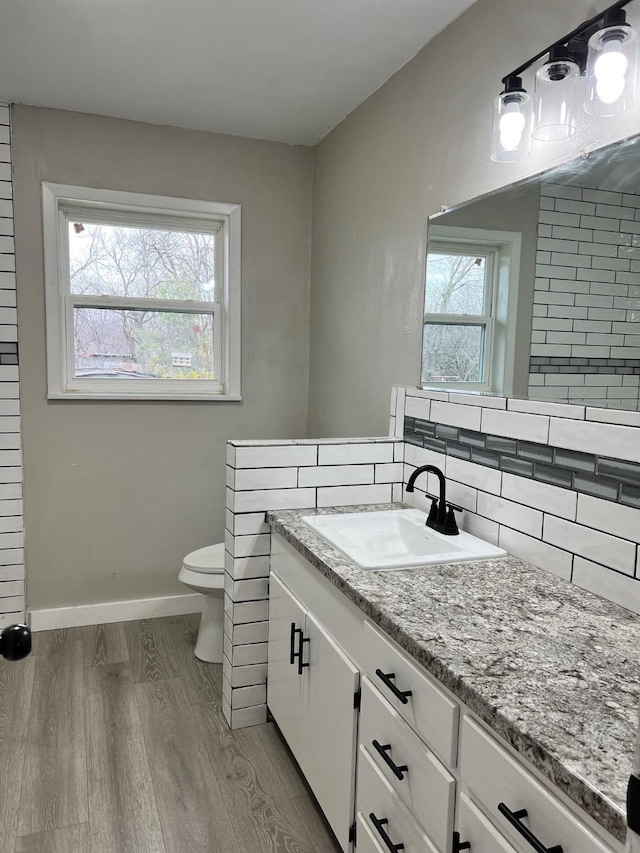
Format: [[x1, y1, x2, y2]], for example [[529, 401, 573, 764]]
[[444, 506, 460, 536], [427, 497, 439, 527]]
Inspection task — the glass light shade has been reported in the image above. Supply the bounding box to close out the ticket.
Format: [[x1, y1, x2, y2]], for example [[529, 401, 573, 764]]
[[491, 89, 532, 162], [585, 24, 638, 116], [533, 58, 582, 141]]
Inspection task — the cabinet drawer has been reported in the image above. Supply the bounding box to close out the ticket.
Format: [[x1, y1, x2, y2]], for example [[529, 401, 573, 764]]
[[362, 621, 459, 767], [355, 814, 387, 853], [357, 745, 439, 853], [359, 677, 455, 853], [460, 716, 615, 853], [456, 793, 518, 853]]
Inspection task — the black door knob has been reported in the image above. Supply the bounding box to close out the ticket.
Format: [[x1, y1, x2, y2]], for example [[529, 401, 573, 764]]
[[0, 624, 31, 661]]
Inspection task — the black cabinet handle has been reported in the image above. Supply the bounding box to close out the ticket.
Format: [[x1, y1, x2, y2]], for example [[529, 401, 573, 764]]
[[369, 813, 405, 852], [372, 740, 409, 780], [453, 831, 471, 852], [498, 803, 563, 853], [298, 636, 310, 675], [289, 622, 302, 665], [375, 669, 413, 704]]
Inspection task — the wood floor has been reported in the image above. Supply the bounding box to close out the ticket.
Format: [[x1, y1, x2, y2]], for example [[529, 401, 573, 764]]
[[0, 614, 341, 853]]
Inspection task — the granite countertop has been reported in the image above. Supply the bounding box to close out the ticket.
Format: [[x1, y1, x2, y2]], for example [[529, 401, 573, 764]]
[[267, 503, 640, 844]]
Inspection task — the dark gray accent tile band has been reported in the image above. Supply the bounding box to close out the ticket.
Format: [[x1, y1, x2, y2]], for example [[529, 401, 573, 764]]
[[0, 341, 18, 366], [404, 416, 638, 508], [529, 356, 640, 375]]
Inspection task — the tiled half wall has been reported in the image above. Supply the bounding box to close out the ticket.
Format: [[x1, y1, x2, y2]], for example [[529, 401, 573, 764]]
[[0, 105, 24, 628], [223, 438, 404, 729], [395, 385, 640, 616]]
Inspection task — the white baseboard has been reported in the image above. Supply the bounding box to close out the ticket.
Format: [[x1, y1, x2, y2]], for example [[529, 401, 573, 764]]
[[29, 592, 205, 631]]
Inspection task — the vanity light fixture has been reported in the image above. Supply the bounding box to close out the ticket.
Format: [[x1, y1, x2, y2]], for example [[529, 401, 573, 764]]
[[491, 0, 638, 162]]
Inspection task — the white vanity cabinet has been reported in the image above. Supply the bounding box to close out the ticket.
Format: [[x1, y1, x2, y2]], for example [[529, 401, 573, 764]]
[[267, 572, 360, 853], [267, 532, 622, 853]]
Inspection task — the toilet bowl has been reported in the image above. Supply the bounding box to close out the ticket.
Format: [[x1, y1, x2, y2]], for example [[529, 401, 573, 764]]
[[178, 543, 225, 663]]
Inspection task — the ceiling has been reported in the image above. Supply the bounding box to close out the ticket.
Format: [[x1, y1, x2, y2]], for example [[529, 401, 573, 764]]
[[0, 0, 476, 146]]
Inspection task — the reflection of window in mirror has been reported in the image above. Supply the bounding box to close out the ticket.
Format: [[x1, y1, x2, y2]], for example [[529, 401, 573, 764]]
[[423, 226, 522, 395]]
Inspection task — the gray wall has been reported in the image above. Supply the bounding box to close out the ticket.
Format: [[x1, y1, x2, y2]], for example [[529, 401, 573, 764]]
[[12, 105, 312, 611], [308, 0, 640, 437], [434, 181, 541, 398]]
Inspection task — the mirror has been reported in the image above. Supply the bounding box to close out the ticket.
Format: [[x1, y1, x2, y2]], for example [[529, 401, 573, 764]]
[[424, 133, 640, 410]]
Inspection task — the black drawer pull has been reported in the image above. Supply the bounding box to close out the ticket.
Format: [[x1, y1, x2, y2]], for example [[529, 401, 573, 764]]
[[498, 803, 563, 853], [375, 669, 413, 704], [369, 813, 405, 852], [372, 739, 409, 780], [453, 831, 471, 852], [298, 636, 310, 675], [289, 623, 302, 665]]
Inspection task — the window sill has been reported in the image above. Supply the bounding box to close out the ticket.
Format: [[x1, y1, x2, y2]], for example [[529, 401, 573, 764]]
[[47, 392, 243, 402]]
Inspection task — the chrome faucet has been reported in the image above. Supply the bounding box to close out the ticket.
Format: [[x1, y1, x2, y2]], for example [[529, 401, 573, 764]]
[[405, 464, 461, 536]]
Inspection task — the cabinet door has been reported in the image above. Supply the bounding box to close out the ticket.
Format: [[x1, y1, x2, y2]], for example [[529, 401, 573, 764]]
[[300, 610, 360, 853], [266, 573, 307, 757]]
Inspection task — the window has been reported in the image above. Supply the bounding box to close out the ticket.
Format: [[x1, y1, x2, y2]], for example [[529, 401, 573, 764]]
[[422, 226, 521, 395], [42, 184, 241, 400]]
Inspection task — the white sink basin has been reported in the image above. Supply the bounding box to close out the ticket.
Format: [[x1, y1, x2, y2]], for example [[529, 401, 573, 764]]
[[302, 508, 506, 571]]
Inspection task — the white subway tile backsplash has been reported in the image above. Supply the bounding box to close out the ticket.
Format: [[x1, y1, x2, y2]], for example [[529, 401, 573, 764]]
[[232, 642, 268, 667], [0, 548, 22, 565], [394, 387, 406, 427], [539, 210, 581, 227], [507, 399, 584, 420], [498, 527, 572, 581], [230, 704, 268, 728], [541, 184, 583, 201], [459, 513, 499, 545], [404, 394, 431, 421], [583, 188, 622, 205], [447, 392, 506, 409], [501, 473, 577, 521], [447, 456, 501, 495], [228, 512, 270, 536], [230, 683, 267, 710], [316, 483, 392, 507], [576, 494, 640, 543], [234, 444, 318, 469], [477, 493, 542, 538], [232, 621, 269, 646], [232, 466, 298, 491], [427, 400, 483, 431], [585, 407, 640, 427], [445, 479, 477, 513], [230, 662, 268, 688], [225, 554, 270, 581], [228, 598, 269, 625], [318, 442, 394, 465], [230, 578, 270, 603], [0, 579, 23, 598], [374, 463, 404, 484], [549, 417, 640, 463], [543, 516, 635, 575], [404, 443, 446, 472], [572, 557, 640, 615], [229, 487, 316, 513], [299, 464, 375, 488], [481, 408, 549, 443]]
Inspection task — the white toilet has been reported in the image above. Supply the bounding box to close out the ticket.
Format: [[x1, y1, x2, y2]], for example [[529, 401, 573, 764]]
[[178, 543, 225, 663]]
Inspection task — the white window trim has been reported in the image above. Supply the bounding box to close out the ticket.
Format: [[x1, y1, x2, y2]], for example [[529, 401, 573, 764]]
[[424, 225, 521, 397], [42, 183, 242, 401]]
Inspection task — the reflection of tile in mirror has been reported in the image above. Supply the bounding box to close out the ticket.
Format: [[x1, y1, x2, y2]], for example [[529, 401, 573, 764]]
[[426, 135, 640, 413]]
